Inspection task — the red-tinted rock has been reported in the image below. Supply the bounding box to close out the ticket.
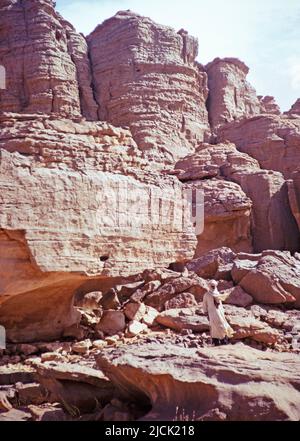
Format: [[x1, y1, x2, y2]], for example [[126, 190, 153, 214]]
[[258, 96, 281, 115], [233, 250, 300, 306], [96, 342, 300, 421], [184, 178, 252, 256], [87, 11, 211, 163], [0, 0, 97, 119], [206, 58, 261, 130], [187, 247, 236, 280], [0, 115, 196, 342], [286, 98, 300, 116], [287, 170, 300, 231], [232, 169, 300, 252], [218, 114, 300, 179], [176, 141, 300, 253]]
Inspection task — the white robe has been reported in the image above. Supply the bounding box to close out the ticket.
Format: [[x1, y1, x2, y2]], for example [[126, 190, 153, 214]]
[[203, 289, 234, 339]]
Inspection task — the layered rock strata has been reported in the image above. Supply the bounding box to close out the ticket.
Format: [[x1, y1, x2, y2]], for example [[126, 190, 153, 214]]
[[0, 113, 196, 342], [96, 342, 300, 421], [174, 142, 300, 253], [217, 115, 300, 180], [0, 0, 98, 119], [87, 11, 211, 162], [205, 58, 261, 130]]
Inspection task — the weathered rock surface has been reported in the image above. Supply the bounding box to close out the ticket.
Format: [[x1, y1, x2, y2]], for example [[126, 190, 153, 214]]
[[232, 250, 300, 306], [217, 114, 300, 180], [36, 361, 114, 414], [206, 58, 261, 130], [156, 306, 280, 345], [156, 308, 209, 332], [187, 247, 236, 280], [0, 114, 196, 342], [232, 169, 300, 252], [0, 0, 97, 119], [258, 96, 281, 115], [223, 286, 253, 308], [96, 311, 126, 336], [184, 178, 252, 256], [96, 342, 300, 421], [175, 142, 300, 253], [144, 275, 208, 311], [87, 11, 211, 163], [286, 98, 300, 116], [288, 170, 300, 231]]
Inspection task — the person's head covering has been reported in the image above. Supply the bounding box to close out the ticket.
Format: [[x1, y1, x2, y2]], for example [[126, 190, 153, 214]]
[[210, 280, 218, 290], [210, 280, 227, 302]]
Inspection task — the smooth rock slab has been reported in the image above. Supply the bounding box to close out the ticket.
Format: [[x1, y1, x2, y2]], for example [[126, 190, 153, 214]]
[[156, 308, 209, 332], [96, 342, 300, 421]]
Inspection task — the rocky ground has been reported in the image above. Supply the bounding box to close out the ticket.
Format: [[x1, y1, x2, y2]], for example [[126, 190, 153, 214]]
[[1, 257, 300, 421], [0, 0, 300, 422]]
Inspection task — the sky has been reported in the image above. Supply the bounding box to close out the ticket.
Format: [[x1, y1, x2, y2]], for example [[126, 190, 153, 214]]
[[56, 0, 300, 111]]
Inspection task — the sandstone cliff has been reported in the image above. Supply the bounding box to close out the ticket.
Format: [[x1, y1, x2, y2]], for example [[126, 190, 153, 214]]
[[206, 58, 261, 130], [0, 0, 97, 119], [0, 0, 300, 423], [87, 11, 211, 163], [0, 113, 196, 342]]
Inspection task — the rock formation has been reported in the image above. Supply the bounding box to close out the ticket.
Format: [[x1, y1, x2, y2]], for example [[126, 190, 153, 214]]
[[0, 0, 97, 119], [286, 98, 300, 116], [0, 113, 196, 342], [174, 142, 300, 253], [96, 342, 300, 421], [87, 11, 211, 163], [232, 250, 300, 306], [206, 58, 261, 130], [184, 178, 252, 255], [0, 0, 300, 423], [287, 170, 300, 231], [258, 95, 281, 115], [217, 114, 300, 179]]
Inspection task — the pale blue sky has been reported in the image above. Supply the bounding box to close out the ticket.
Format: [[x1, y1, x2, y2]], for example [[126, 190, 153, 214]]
[[56, 0, 300, 111]]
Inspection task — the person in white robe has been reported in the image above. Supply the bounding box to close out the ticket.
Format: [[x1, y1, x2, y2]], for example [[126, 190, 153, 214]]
[[203, 280, 234, 346]]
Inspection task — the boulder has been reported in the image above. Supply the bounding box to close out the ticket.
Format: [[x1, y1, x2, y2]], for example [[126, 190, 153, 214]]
[[187, 248, 236, 280], [96, 342, 300, 421], [124, 302, 146, 322], [142, 306, 159, 327], [130, 281, 161, 303], [96, 311, 126, 336], [75, 292, 102, 311], [72, 339, 92, 355], [223, 286, 253, 307], [144, 275, 208, 311], [100, 289, 120, 310], [41, 353, 67, 364], [225, 305, 280, 344], [232, 251, 300, 306], [156, 308, 209, 332], [126, 321, 148, 338], [165, 293, 198, 310]]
